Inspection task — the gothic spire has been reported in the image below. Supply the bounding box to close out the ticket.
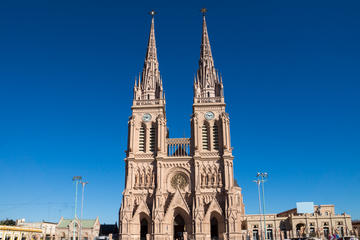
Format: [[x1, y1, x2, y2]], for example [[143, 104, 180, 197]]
[[195, 9, 222, 99], [144, 12, 158, 73], [134, 11, 163, 101], [200, 10, 213, 66]]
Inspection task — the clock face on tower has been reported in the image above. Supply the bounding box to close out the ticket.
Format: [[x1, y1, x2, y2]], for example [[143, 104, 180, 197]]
[[204, 111, 215, 120], [142, 113, 152, 122]]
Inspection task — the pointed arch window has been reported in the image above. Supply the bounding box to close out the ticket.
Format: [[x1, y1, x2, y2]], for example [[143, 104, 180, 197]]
[[213, 124, 219, 150], [202, 125, 209, 150], [139, 126, 145, 152]]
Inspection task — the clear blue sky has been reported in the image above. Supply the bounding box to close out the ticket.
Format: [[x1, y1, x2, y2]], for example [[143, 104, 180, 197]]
[[0, 0, 359, 224]]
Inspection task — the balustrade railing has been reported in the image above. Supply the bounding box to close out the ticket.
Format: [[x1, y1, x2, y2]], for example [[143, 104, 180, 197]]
[[133, 99, 165, 106], [166, 138, 190, 157], [195, 97, 224, 104]]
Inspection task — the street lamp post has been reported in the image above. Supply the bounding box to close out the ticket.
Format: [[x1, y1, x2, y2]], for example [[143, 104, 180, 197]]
[[253, 179, 263, 240], [72, 176, 82, 240], [79, 181, 88, 240], [256, 172, 268, 240]]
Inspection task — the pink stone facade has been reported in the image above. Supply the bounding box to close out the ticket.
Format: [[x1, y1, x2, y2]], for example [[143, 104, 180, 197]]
[[119, 14, 244, 240]]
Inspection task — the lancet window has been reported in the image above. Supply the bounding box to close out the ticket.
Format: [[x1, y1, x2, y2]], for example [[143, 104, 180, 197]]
[[139, 126, 145, 152], [213, 123, 219, 150], [202, 125, 209, 150], [149, 125, 156, 152]]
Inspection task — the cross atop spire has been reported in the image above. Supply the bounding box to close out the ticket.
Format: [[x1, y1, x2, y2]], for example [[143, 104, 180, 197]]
[[200, 10, 213, 64], [194, 9, 223, 100], [200, 8, 207, 16], [133, 11, 164, 102], [144, 12, 157, 70], [149, 10, 156, 17]]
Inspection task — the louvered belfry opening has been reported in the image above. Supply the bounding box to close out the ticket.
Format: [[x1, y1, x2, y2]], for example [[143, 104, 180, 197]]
[[149, 125, 156, 152], [213, 123, 219, 150], [139, 126, 145, 152], [202, 125, 209, 150]]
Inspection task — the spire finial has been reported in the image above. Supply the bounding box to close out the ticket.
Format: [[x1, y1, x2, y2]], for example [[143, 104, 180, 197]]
[[149, 10, 156, 17], [200, 8, 207, 16]]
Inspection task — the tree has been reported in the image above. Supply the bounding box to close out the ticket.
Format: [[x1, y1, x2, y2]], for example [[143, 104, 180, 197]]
[[0, 219, 16, 226]]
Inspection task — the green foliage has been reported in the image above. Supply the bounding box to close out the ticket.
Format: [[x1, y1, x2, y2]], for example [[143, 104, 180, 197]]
[[0, 219, 16, 226]]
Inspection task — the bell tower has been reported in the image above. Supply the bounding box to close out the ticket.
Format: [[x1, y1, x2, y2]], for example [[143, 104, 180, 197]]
[[191, 9, 243, 240], [191, 11, 232, 158], [127, 11, 167, 159], [120, 12, 168, 240], [191, 11, 231, 158]]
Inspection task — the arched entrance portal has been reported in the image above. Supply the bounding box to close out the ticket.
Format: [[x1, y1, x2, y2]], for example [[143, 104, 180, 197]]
[[173, 215, 185, 240], [209, 212, 224, 240], [140, 219, 148, 240], [296, 223, 305, 237], [211, 217, 219, 240]]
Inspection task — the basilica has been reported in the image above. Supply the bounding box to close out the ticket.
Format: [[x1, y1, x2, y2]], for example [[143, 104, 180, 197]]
[[118, 12, 354, 240], [118, 11, 245, 240]]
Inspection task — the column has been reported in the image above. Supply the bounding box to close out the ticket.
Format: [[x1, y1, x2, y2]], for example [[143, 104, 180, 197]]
[[227, 118, 231, 150], [157, 118, 162, 154], [129, 119, 135, 153], [157, 163, 162, 189], [195, 162, 200, 189], [224, 161, 229, 190], [193, 117, 198, 151], [229, 161, 234, 188], [162, 119, 167, 155], [198, 122, 203, 152], [134, 126, 139, 153], [224, 118, 230, 151], [221, 116, 227, 150], [128, 163, 133, 189]]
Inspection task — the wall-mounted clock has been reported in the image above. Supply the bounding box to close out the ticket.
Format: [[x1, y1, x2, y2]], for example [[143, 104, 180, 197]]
[[142, 113, 152, 122], [204, 111, 215, 120]]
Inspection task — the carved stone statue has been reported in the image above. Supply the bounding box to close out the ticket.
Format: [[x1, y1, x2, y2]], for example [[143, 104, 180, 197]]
[[218, 172, 222, 185], [134, 173, 139, 187]]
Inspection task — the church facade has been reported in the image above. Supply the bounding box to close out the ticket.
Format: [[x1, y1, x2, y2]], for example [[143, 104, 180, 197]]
[[118, 13, 245, 240]]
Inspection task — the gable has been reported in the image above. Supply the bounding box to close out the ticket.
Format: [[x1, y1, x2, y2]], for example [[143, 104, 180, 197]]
[[133, 199, 151, 218], [204, 198, 223, 219], [164, 188, 190, 219]]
